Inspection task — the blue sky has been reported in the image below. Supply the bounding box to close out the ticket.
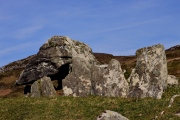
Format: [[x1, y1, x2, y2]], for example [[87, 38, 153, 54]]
[[0, 0, 180, 67]]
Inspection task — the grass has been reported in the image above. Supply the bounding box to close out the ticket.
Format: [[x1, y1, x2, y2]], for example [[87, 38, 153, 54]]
[[0, 85, 180, 120], [0, 47, 179, 120]]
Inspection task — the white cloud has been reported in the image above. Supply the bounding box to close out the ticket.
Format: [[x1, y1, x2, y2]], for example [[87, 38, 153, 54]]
[[87, 16, 171, 35], [0, 42, 40, 56], [14, 25, 43, 39]]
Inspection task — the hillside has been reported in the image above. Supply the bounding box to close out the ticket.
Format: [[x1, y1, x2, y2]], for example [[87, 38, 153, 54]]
[[0, 45, 179, 97], [165, 45, 180, 79]]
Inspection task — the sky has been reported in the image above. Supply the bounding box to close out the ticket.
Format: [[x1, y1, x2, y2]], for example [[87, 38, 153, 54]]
[[0, 0, 180, 67]]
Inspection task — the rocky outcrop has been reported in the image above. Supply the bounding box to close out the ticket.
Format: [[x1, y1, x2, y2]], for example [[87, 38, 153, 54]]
[[31, 76, 56, 97], [167, 75, 178, 86], [97, 110, 129, 120], [128, 44, 168, 99], [91, 59, 129, 97]]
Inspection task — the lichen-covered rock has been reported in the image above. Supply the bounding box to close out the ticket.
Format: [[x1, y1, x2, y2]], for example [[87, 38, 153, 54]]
[[31, 76, 56, 97], [16, 36, 98, 97], [91, 59, 129, 97], [167, 75, 178, 86], [62, 57, 92, 97], [128, 44, 168, 99], [97, 110, 129, 120], [16, 36, 97, 85]]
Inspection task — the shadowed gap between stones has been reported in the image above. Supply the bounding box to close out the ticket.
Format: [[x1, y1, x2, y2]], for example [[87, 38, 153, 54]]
[[24, 63, 71, 95]]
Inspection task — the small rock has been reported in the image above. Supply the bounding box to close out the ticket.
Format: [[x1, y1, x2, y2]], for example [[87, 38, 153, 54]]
[[167, 75, 178, 86], [97, 110, 129, 120], [175, 113, 180, 117]]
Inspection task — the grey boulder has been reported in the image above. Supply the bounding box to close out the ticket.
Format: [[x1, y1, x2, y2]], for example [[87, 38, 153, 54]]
[[97, 110, 129, 120]]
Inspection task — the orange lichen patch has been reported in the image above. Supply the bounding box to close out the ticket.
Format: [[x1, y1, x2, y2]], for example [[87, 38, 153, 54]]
[[0, 76, 17, 84], [0, 89, 13, 97]]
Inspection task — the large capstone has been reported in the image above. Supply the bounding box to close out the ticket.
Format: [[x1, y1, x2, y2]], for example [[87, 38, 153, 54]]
[[128, 44, 168, 99], [16, 36, 97, 86], [16, 36, 98, 97]]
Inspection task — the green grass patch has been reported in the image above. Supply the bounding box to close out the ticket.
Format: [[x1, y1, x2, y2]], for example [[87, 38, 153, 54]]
[[0, 86, 180, 120]]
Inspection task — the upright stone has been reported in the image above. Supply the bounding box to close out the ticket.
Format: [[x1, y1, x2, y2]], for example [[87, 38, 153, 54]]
[[31, 76, 56, 97], [62, 57, 92, 97], [92, 59, 129, 97], [128, 44, 168, 99]]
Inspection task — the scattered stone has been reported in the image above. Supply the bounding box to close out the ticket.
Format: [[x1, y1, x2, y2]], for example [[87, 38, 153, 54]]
[[167, 75, 178, 86], [128, 44, 168, 99], [160, 111, 164, 115], [91, 59, 129, 97], [97, 110, 129, 120]]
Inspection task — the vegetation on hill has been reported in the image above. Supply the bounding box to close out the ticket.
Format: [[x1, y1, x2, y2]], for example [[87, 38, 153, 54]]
[[166, 45, 180, 80]]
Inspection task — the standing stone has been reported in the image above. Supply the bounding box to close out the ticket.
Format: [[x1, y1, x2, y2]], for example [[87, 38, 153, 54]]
[[31, 76, 56, 97], [62, 57, 92, 97], [128, 44, 168, 99], [92, 59, 129, 97]]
